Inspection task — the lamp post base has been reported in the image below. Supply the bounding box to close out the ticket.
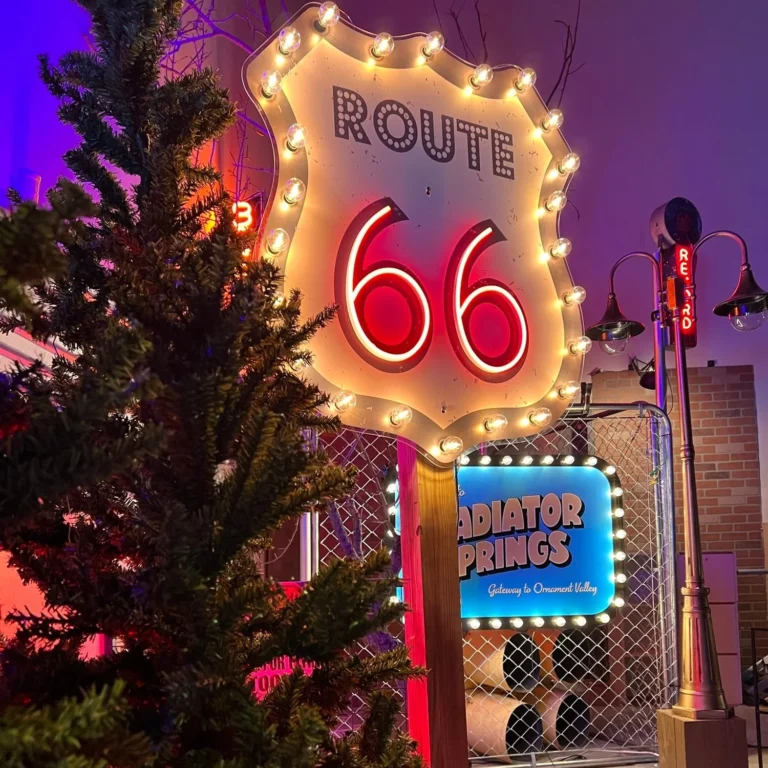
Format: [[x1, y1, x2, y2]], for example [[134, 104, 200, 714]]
[[657, 709, 747, 768]]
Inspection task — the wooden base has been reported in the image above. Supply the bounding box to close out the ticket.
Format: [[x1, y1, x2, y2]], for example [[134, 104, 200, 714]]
[[398, 441, 468, 768], [657, 708, 748, 768]]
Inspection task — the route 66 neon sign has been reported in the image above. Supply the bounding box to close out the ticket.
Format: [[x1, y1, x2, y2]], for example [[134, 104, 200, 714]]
[[243, 4, 586, 463]]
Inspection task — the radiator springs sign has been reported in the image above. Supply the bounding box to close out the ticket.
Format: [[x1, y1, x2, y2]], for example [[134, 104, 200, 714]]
[[457, 455, 626, 628]]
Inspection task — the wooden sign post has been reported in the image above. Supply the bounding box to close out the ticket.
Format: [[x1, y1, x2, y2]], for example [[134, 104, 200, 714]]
[[398, 439, 467, 767]]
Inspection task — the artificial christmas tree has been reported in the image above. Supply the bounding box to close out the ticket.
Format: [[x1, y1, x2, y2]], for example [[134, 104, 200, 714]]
[[0, 1, 421, 765]]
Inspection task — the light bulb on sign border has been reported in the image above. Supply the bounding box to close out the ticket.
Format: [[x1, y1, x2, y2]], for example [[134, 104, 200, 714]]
[[423, 31, 445, 58], [260, 70, 283, 98], [277, 27, 301, 55], [286, 123, 307, 152], [317, 2, 340, 29], [470, 63, 493, 89], [371, 33, 395, 59], [515, 67, 537, 91], [542, 109, 564, 131]]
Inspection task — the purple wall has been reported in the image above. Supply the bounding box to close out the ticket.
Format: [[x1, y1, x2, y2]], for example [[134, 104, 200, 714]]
[[4, 0, 768, 514]]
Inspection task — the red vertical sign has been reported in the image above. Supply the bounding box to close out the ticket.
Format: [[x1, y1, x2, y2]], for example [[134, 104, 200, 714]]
[[675, 243, 697, 348]]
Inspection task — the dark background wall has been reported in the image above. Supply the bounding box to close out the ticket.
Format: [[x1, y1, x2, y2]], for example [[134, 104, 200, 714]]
[[3, 0, 767, 516]]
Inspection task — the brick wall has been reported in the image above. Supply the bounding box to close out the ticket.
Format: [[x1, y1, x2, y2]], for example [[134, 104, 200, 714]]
[[592, 365, 766, 659]]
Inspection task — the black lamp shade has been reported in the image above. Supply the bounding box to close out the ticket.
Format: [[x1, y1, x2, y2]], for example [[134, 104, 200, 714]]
[[585, 293, 646, 342], [713, 264, 768, 317]]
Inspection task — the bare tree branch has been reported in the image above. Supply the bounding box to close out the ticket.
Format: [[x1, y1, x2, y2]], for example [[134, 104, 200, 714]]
[[432, 0, 444, 34], [545, 0, 585, 108], [184, 0, 255, 54], [449, 2, 477, 62], [474, 0, 489, 63]]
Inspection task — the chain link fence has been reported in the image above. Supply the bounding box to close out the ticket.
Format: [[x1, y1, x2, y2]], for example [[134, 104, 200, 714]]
[[316, 403, 677, 764]]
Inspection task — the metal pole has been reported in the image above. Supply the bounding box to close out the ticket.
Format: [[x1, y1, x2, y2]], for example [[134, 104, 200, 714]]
[[667, 278, 730, 718], [753, 628, 763, 768], [648, 252, 678, 704]]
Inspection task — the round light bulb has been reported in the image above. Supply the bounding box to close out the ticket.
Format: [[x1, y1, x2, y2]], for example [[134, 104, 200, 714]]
[[615, 551, 627, 561], [389, 405, 412, 428], [574, 616, 587, 627], [563, 286, 587, 306], [440, 436, 463, 455], [558, 380, 580, 399], [549, 237, 572, 259], [613, 487, 624, 497], [484, 414, 508, 433], [283, 177, 306, 205], [529, 407, 552, 427], [423, 31, 445, 57], [600, 338, 628, 356], [500, 455, 513, 466], [512, 618, 524, 629], [278, 26, 301, 55], [471, 63, 493, 88], [479, 454, 492, 466], [541, 455, 555, 465], [598, 613, 611, 624], [261, 69, 283, 98], [585, 456, 598, 466], [545, 190, 567, 212], [265, 228, 290, 256], [542, 109, 564, 131], [605, 465, 617, 475], [459, 455, 470, 466], [372, 33, 395, 58], [521, 456, 534, 466], [558, 152, 581, 175], [616, 573, 627, 584], [561, 455, 575, 465], [614, 508, 625, 518], [569, 336, 592, 355], [553, 617, 566, 627], [613, 597, 625, 608], [516, 67, 537, 91], [468, 618, 481, 630], [334, 390, 357, 412], [286, 123, 307, 152], [730, 311, 766, 332], [532, 617, 545, 628], [317, 2, 340, 28], [490, 618, 502, 629], [615, 529, 627, 539]]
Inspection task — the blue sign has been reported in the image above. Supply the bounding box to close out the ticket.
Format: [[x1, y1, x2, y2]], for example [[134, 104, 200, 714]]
[[457, 455, 624, 627]]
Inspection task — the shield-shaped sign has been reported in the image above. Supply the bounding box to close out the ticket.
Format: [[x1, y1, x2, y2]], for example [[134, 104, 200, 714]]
[[243, 3, 585, 464]]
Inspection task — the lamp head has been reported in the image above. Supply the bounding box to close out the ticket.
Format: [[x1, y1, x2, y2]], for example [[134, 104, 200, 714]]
[[586, 293, 645, 354], [713, 264, 768, 331]]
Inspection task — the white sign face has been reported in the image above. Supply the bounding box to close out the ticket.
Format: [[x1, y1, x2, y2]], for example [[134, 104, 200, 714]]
[[243, 5, 584, 464]]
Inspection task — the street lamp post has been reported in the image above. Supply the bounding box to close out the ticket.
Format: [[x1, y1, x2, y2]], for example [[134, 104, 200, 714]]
[[586, 221, 768, 725]]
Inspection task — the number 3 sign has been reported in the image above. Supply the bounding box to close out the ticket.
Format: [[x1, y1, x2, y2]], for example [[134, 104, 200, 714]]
[[244, 5, 586, 463]]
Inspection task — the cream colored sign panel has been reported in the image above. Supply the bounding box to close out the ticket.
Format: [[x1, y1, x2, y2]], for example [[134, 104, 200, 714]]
[[243, 4, 585, 464]]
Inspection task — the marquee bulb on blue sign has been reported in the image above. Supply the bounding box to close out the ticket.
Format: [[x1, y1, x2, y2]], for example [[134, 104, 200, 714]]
[[541, 455, 555, 465], [479, 455, 492, 465], [561, 455, 575, 465], [501, 456, 513, 466]]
